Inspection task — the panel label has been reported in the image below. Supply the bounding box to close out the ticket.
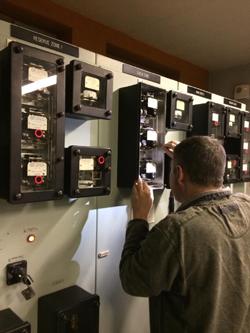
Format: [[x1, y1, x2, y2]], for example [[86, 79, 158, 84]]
[[28, 67, 48, 82], [11, 24, 79, 57], [147, 130, 157, 141], [122, 63, 161, 83], [147, 97, 158, 109], [224, 98, 241, 108], [187, 86, 212, 99], [27, 115, 47, 130], [79, 158, 94, 171], [212, 113, 219, 122], [27, 162, 47, 176]]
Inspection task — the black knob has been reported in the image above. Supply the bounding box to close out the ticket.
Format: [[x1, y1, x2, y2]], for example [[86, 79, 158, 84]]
[[57, 156, 64, 162], [171, 121, 176, 127]]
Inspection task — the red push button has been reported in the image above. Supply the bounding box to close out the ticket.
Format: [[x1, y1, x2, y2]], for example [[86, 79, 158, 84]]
[[97, 156, 105, 165]]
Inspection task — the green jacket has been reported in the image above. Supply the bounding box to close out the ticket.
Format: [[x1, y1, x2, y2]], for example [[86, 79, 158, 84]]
[[120, 190, 250, 333]]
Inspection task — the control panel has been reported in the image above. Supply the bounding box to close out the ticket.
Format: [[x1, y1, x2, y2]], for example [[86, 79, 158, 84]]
[[0, 41, 65, 203], [117, 83, 166, 188], [64, 146, 111, 197], [166, 90, 193, 131], [66, 60, 113, 119]]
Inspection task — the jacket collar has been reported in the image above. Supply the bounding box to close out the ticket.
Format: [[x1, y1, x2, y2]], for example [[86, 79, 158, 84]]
[[177, 189, 232, 212]]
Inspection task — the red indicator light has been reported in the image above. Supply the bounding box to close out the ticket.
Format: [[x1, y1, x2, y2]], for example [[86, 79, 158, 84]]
[[34, 176, 44, 185], [34, 129, 43, 138], [97, 156, 105, 165]]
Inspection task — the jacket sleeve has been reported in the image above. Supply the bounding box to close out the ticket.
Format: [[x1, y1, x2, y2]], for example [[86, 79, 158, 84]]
[[119, 218, 181, 297]]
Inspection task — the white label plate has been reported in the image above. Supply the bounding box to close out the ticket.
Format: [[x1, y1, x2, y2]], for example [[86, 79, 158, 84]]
[[79, 158, 94, 171], [27, 162, 47, 176], [27, 115, 47, 130], [28, 67, 48, 82]]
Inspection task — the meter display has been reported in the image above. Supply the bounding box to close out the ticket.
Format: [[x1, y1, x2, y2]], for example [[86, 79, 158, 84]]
[[64, 146, 111, 197], [0, 42, 65, 203], [118, 83, 166, 189], [66, 60, 113, 119], [166, 91, 193, 131]]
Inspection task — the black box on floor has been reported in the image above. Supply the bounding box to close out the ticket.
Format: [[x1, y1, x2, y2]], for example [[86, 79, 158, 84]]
[[38, 285, 99, 333], [0, 308, 31, 333]]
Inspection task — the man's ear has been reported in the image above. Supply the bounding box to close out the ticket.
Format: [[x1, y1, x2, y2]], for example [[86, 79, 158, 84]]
[[175, 165, 185, 185]]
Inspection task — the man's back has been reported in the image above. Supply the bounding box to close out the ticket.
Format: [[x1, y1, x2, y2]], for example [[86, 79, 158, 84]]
[[152, 191, 250, 332], [120, 190, 250, 333]]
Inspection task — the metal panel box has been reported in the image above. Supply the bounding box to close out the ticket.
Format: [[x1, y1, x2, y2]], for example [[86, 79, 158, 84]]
[[64, 146, 111, 197], [0, 308, 30, 333], [66, 60, 113, 120], [38, 285, 99, 333], [0, 41, 65, 203]]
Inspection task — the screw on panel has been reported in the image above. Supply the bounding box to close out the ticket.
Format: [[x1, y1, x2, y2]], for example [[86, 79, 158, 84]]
[[57, 190, 63, 197], [171, 121, 176, 127], [188, 124, 194, 130], [172, 92, 177, 98], [105, 110, 112, 117], [105, 187, 111, 194], [57, 156, 64, 162], [74, 149, 81, 156], [106, 73, 113, 80], [106, 150, 112, 156], [74, 104, 82, 111], [57, 112, 65, 118], [189, 97, 194, 102], [56, 58, 64, 66], [14, 46, 23, 53], [15, 193, 22, 200], [75, 63, 82, 70], [74, 189, 80, 195]]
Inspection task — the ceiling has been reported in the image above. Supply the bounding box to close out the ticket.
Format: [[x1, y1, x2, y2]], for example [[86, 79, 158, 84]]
[[51, 0, 250, 72]]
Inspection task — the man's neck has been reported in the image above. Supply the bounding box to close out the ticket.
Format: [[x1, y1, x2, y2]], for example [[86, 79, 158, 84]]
[[181, 184, 223, 204]]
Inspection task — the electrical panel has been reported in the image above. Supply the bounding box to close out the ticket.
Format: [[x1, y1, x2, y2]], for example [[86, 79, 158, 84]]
[[241, 112, 250, 180], [0, 308, 31, 333], [192, 102, 226, 139], [117, 83, 166, 189], [66, 60, 113, 119], [0, 41, 65, 203], [38, 285, 99, 333], [166, 90, 193, 131], [64, 146, 111, 197]]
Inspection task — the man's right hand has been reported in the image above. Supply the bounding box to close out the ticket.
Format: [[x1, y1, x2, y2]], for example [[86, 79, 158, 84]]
[[162, 141, 179, 159]]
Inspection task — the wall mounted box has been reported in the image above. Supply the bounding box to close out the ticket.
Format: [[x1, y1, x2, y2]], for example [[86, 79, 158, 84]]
[[117, 83, 166, 189], [224, 154, 241, 183], [191, 102, 226, 139], [166, 90, 193, 131], [64, 146, 111, 197], [0, 308, 30, 333], [38, 285, 99, 333], [241, 112, 250, 181], [66, 60, 113, 120], [225, 107, 241, 138], [0, 41, 65, 203]]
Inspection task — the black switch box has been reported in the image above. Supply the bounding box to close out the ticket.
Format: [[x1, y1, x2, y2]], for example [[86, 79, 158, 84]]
[[64, 146, 111, 197], [166, 90, 193, 131], [191, 102, 226, 139], [0, 308, 31, 333], [38, 285, 99, 333], [66, 60, 113, 120]]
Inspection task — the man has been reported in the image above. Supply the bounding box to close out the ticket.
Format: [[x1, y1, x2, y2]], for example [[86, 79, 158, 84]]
[[119, 136, 250, 333]]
